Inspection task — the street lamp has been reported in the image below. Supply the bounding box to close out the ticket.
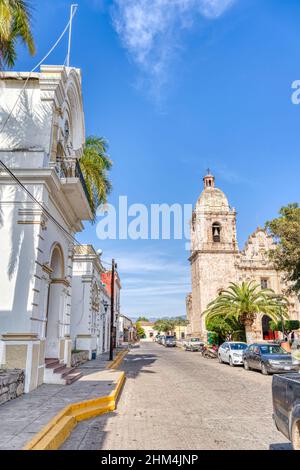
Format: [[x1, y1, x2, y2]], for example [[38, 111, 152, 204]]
[[102, 300, 108, 353], [109, 260, 117, 361]]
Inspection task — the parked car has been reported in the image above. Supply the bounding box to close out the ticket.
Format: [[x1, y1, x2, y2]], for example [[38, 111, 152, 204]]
[[160, 335, 166, 345], [218, 341, 248, 366], [272, 373, 300, 450], [164, 336, 176, 347], [155, 334, 161, 343], [243, 343, 299, 375], [184, 337, 204, 351]]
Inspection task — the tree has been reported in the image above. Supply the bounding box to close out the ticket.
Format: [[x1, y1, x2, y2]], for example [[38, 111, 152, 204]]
[[154, 319, 176, 335], [206, 316, 246, 344], [204, 281, 289, 343], [0, 0, 36, 69], [136, 316, 149, 322], [79, 136, 112, 222], [270, 320, 300, 336], [266, 203, 300, 295], [135, 322, 145, 339]]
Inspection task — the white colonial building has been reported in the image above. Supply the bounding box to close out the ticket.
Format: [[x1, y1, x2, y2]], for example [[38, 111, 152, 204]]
[[71, 245, 111, 358], [0, 65, 113, 392]]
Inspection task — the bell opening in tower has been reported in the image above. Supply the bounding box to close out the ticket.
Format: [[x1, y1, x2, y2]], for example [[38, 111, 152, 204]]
[[212, 222, 221, 243]]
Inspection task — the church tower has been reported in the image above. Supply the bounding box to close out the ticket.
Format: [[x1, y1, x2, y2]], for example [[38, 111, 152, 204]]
[[188, 171, 239, 337]]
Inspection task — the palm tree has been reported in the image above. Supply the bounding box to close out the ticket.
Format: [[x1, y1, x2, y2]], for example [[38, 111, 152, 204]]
[[0, 0, 36, 69], [79, 136, 112, 222], [206, 315, 246, 343], [204, 281, 289, 343]]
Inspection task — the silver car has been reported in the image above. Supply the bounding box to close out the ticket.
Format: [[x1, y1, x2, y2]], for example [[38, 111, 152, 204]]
[[184, 337, 204, 351], [218, 341, 248, 366]]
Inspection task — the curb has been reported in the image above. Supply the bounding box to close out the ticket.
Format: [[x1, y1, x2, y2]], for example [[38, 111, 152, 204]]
[[106, 349, 129, 369], [23, 371, 126, 451]]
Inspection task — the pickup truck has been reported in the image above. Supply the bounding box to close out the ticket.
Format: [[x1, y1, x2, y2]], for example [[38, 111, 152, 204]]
[[272, 373, 300, 450]]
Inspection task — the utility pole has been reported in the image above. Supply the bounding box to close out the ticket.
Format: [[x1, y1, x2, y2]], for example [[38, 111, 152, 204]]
[[109, 259, 116, 361], [66, 4, 78, 67]]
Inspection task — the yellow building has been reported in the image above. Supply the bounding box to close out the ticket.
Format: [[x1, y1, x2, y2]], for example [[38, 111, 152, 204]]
[[174, 325, 188, 341]]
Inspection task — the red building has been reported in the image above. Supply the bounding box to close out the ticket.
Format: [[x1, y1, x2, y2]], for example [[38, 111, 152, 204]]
[[101, 270, 121, 348]]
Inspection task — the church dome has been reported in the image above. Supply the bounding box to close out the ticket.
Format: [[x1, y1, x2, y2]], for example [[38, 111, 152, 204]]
[[196, 187, 230, 212], [195, 171, 231, 212]]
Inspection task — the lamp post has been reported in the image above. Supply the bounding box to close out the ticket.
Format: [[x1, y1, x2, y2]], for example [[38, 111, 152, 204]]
[[109, 260, 117, 361], [102, 300, 108, 353]]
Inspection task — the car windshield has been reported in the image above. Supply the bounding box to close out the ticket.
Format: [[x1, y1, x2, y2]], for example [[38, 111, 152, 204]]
[[166, 336, 174, 340], [191, 338, 200, 342], [230, 343, 247, 350], [259, 345, 288, 355]]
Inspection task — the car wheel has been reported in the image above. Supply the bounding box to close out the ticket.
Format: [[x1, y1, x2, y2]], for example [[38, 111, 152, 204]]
[[218, 354, 223, 363], [229, 356, 234, 367], [244, 359, 250, 371], [261, 363, 269, 375]]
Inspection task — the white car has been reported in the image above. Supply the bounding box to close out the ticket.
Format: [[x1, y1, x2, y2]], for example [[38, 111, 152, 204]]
[[183, 337, 204, 351], [218, 341, 248, 366]]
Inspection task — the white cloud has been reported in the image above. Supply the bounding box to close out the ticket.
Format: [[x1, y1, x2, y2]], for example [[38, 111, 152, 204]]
[[113, 253, 189, 274], [101, 247, 190, 317], [112, 0, 236, 91]]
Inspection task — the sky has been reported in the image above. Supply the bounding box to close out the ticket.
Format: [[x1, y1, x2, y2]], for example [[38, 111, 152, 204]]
[[14, 0, 300, 319]]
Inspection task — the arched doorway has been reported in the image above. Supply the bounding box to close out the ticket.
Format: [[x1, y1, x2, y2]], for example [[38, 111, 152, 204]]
[[45, 244, 65, 358], [262, 315, 275, 341]]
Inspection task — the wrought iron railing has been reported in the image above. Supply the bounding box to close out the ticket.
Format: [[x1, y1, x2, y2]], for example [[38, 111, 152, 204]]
[[55, 157, 91, 209], [75, 159, 91, 206]]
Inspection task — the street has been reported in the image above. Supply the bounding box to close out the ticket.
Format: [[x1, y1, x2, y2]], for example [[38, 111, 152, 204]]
[[62, 342, 291, 450]]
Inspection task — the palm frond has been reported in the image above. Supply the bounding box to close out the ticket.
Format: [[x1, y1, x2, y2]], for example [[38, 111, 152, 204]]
[[0, 0, 35, 68], [79, 136, 113, 222], [204, 281, 289, 328]]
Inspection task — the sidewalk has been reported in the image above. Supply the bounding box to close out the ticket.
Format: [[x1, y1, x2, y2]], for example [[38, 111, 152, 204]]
[[0, 351, 124, 450]]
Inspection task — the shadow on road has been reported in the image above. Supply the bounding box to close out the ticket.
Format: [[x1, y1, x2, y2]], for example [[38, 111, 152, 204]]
[[120, 352, 158, 379]]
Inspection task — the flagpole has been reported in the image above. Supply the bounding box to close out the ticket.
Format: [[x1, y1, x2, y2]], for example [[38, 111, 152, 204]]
[[66, 4, 78, 67]]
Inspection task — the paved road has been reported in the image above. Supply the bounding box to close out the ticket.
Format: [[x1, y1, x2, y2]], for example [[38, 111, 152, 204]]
[[62, 342, 291, 450]]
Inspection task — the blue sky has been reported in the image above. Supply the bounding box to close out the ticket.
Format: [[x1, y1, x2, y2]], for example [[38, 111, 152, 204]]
[[15, 0, 300, 318]]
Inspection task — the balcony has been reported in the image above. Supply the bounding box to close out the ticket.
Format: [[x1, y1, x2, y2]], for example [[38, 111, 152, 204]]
[[74, 244, 98, 256], [54, 157, 93, 221]]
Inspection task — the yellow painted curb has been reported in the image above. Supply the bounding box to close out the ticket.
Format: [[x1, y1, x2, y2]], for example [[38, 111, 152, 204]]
[[23, 371, 126, 451], [106, 349, 129, 369]]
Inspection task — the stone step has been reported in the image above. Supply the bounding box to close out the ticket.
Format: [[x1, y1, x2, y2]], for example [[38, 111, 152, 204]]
[[65, 371, 83, 385], [52, 363, 68, 374], [60, 366, 77, 378], [45, 358, 60, 368]]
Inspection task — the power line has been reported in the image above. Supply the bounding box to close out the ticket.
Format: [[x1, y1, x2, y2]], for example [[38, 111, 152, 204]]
[[0, 6, 78, 136], [0, 6, 114, 270], [0, 159, 113, 268]]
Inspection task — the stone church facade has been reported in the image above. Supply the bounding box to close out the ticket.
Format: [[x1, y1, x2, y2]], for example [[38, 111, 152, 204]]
[[186, 172, 300, 342]]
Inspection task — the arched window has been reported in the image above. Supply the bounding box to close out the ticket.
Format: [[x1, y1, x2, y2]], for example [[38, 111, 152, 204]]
[[212, 222, 221, 243]]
